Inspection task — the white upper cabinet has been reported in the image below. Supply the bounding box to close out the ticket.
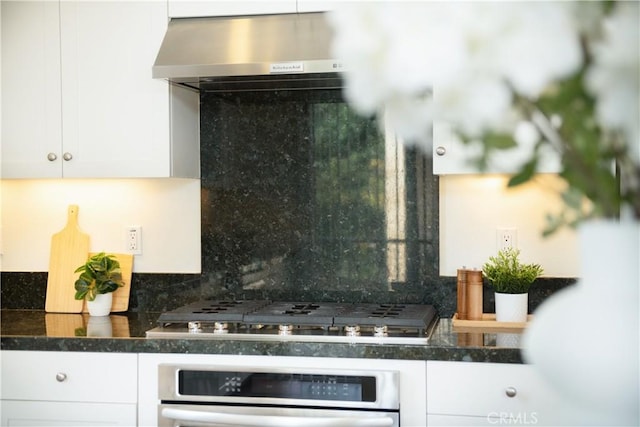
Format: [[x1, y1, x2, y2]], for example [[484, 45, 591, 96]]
[[1, 1, 63, 178], [432, 121, 561, 175], [168, 0, 297, 18], [1, 1, 199, 179]]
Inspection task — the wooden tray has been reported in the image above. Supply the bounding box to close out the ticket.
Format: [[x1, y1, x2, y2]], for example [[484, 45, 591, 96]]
[[452, 313, 532, 332]]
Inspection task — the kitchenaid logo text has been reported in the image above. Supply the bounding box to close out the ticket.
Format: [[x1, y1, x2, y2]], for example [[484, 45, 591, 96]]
[[270, 62, 304, 73], [488, 412, 538, 425]]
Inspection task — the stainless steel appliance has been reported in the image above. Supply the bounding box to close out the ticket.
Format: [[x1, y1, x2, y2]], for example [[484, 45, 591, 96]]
[[139, 354, 427, 426], [157, 364, 400, 426], [146, 300, 438, 345], [153, 12, 339, 88]]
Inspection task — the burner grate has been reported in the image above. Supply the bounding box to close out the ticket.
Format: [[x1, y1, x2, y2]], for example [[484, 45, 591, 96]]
[[369, 304, 406, 317], [156, 300, 438, 332], [283, 303, 321, 315], [334, 303, 436, 328], [193, 300, 246, 314], [157, 300, 270, 324], [243, 302, 346, 326]]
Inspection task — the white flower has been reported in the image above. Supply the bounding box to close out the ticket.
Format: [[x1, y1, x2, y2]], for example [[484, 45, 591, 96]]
[[383, 93, 434, 146], [514, 121, 541, 149], [328, 1, 583, 152], [586, 1, 640, 161], [492, 2, 582, 98]]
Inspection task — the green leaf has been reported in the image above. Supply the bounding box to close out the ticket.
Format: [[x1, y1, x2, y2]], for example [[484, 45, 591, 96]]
[[72, 252, 124, 300], [74, 289, 88, 300], [560, 188, 584, 210], [483, 133, 518, 150], [508, 158, 537, 187]]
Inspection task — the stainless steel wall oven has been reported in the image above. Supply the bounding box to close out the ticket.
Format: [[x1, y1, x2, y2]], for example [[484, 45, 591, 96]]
[[158, 365, 400, 426], [139, 354, 427, 427]]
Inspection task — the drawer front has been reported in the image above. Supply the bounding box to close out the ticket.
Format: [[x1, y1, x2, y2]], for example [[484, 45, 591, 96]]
[[427, 361, 554, 418], [1, 400, 137, 426], [428, 414, 500, 426], [1, 350, 137, 403]]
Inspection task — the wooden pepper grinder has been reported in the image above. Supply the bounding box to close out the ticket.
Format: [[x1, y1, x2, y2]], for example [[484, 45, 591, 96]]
[[456, 268, 468, 320], [466, 269, 484, 320]]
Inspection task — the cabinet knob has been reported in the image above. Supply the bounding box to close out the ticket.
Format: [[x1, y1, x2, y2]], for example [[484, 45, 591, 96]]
[[47, 153, 58, 161], [55, 372, 67, 382], [505, 386, 517, 398], [62, 152, 73, 161], [435, 146, 446, 156]]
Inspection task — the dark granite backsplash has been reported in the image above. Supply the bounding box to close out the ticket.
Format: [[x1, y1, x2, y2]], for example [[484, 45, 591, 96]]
[[0, 271, 574, 317], [0, 79, 575, 316]]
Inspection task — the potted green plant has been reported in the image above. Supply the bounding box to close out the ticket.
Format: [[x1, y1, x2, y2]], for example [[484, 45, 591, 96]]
[[482, 248, 543, 322], [74, 252, 124, 316]]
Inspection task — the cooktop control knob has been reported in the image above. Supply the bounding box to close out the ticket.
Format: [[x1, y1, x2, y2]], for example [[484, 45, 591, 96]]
[[188, 321, 202, 333]]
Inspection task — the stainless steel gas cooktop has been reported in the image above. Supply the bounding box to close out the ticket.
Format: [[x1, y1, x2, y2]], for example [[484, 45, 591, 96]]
[[146, 300, 438, 345]]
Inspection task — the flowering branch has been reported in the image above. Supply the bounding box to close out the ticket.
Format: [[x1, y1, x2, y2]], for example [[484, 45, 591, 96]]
[[328, 1, 639, 236]]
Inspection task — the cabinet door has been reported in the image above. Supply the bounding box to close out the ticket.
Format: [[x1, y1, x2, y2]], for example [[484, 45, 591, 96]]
[[168, 0, 296, 18], [427, 361, 599, 426], [1, 350, 138, 403], [1, 351, 138, 426], [1, 400, 137, 426], [59, 1, 173, 178], [432, 122, 561, 175], [1, 0, 63, 178]]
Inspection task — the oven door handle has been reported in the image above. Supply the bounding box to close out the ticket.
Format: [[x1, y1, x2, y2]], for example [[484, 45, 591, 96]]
[[161, 407, 394, 427]]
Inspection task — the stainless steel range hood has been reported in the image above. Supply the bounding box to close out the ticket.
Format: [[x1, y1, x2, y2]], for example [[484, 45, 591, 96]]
[[153, 12, 342, 89]]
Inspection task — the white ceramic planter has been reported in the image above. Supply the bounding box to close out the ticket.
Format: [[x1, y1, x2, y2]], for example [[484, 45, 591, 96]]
[[494, 292, 528, 322], [86, 292, 113, 317], [87, 315, 113, 337], [496, 333, 521, 348]]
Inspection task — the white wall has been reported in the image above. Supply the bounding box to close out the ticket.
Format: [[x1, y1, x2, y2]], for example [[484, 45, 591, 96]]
[[439, 174, 578, 278], [0, 174, 579, 277], [0, 178, 201, 273]]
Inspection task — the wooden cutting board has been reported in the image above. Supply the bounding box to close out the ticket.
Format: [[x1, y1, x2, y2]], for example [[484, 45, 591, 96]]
[[45, 314, 131, 338], [45, 205, 90, 313], [82, 253, 133, 313], [45, 313, 85, 337]]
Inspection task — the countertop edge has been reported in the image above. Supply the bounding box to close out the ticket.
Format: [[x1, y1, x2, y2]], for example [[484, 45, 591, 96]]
[[0, 336, 524, 364], [0, 310, 525, 364]]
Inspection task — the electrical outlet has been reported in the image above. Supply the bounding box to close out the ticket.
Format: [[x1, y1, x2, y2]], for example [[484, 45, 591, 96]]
[[497, 228, 517, 250], [126, 226, 142, 255]]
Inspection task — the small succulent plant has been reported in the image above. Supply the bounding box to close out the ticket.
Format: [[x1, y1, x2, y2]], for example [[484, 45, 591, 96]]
[[482, 248, 543, 294]]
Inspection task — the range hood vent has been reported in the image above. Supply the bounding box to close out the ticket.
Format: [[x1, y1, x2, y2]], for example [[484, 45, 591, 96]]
[[153, 12, 343, 89]]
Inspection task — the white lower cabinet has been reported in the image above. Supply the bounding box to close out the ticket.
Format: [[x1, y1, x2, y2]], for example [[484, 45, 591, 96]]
[[426, 361, 604, 426], [1, 352, 615, 426], [0, 350, 138, 426], [1, 401, 137, 426]]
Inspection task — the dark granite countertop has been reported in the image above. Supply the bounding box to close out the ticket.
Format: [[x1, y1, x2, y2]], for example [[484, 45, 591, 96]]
[[1, 309, 525, 363]]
